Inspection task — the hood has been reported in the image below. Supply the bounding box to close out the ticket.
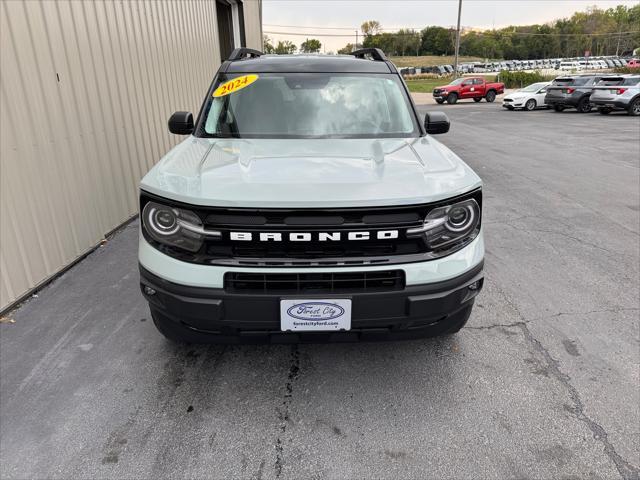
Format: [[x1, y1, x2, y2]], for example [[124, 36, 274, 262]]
[[504, 92, 527, 100], [435, 85, 451, 90], [140, 137, 481, 208]]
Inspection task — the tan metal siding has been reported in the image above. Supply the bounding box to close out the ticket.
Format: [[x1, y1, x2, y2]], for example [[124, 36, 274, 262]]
[[242, 0, 263, 51], [0, 0, 262, 311]]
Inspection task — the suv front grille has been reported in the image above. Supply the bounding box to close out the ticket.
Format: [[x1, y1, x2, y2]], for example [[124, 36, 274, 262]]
[[224, 270, 405, 294], [141, 189, 482, 267]]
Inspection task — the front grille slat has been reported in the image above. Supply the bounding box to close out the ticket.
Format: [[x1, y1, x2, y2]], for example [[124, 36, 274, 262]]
[[224, 271, 405, 294]]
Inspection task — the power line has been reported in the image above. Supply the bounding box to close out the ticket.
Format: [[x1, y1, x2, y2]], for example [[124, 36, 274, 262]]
[[265, 31, 361, 37], [264, 23, 355, 30], [264, 23, 429, 31]]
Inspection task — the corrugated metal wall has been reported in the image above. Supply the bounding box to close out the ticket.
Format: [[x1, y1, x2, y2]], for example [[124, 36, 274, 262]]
[[0, 0, 262, 311]]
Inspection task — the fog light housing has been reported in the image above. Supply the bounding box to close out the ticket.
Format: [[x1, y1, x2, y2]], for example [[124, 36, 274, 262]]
[[462, 279, 483, 302], [144, 286, 156, 296]]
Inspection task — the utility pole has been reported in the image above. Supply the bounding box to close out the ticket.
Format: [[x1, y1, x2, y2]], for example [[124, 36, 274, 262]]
[[355, 30, 358, 50], [615, 24, 622, 56], [453, 0, 463, 78]]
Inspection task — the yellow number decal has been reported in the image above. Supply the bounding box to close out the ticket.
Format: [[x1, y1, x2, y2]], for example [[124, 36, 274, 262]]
[[213, 74, 259, 97]]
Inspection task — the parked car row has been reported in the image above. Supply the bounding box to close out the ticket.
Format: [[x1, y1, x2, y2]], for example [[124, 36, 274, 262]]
[[401, 56, 639, 76], [501, 74, 640, 115]]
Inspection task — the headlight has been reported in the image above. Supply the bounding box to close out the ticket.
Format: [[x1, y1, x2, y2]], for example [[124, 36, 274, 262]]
[[407, 198, 480, 251], [142, 201, 220, 252]]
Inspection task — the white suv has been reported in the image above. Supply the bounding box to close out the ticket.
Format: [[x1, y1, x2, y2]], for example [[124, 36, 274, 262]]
[[138, 48, 484, 343]]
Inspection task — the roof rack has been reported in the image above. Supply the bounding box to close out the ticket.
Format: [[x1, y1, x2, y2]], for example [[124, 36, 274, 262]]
[[228, 48, 263, 61], [349, 48, 387, 61]]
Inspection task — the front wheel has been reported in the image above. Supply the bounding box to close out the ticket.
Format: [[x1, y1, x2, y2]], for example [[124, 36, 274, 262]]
[[436, 98, 445, 104], [577, 97, 592, 113], [598, 107, 612, 115], [525, 99, 537, 111], [485, 90, 496, 103], [473, 97, 482, 103], [553, 105, 565, 112], [447, 93, 458, 104], [628, 97, 640, 116]]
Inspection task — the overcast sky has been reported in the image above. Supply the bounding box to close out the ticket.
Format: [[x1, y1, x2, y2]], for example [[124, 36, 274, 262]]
[[262, 0, 639, 51]]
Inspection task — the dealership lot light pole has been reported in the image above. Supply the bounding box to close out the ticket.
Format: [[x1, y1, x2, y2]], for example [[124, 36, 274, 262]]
[[453, 0, 462, 78]]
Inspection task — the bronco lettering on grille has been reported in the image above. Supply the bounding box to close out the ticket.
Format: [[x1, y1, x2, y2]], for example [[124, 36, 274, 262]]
[[229, 230, 399, 241]]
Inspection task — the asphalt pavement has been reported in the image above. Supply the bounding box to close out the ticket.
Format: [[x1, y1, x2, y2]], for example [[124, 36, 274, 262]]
[[1, 100, 639, 480]]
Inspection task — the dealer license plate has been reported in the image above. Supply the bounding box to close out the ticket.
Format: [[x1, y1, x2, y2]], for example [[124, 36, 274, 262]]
[[280, 299, 352, 332]]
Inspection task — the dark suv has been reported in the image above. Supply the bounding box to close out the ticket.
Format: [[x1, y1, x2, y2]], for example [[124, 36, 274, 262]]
[[545, 75, 602, 113]]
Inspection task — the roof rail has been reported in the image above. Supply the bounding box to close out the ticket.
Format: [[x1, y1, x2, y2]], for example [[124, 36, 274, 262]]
[[228, 48, 263, 61], [349, 48, 387, 61]]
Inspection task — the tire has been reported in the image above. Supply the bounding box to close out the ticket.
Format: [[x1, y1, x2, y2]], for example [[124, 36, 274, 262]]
[[553, 105, 565, 112], [473, 97, 482, 103], [628, 97, 640, 116], [436, 98, 445, 104], [598, 107, 612, 115], [576, 97, 592, 113], [485, 90, 496, 103], [524, 99, 537, 111], [447, 92, 458, 104]]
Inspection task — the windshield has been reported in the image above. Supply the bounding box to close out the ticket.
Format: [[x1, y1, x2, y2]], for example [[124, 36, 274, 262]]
[[553, 77, 590, 86], [520, 83, 546, 92], [200, 73, 418, 139], [448, 78, 466, 86]]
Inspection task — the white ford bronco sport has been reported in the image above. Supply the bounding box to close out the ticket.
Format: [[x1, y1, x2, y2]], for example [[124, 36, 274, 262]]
[[139, 48, 484, 343]]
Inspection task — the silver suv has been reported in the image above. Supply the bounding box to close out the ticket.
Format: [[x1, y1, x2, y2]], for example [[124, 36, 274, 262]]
[[138, 48, 484, 344], [590, 75, 640, 116]]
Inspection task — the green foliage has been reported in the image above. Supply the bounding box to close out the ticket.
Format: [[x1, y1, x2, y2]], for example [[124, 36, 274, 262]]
[[361, 20, 382, 36], [421, 27, 455, 56], [342, 5, 640, 59], [363, 30, 420, 56], [337, 44, 355, 55], [614, 66, 640, 74], [263, 35, 274, 54], [300, 38, 322, 53], [497, 70, 557, 88], [274, 40, 297, 55], [404, 77, 451, 93]]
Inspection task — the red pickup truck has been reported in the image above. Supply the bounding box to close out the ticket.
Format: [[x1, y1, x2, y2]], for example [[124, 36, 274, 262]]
[[433, 77, 505, 104]]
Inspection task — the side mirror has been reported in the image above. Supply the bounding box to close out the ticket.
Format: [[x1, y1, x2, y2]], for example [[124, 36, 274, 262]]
[[424, 111, 450, 135], [168, 111, 194, 135]]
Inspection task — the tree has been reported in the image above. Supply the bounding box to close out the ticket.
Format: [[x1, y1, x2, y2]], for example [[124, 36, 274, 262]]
[[394, 29, 421, 56], [300, 38, 322, 53], [274, 40, 297, 54], [337, 43, 356, 54], [263, 35, 274, 54], [363, 32, 396, 55], [421, 26, 454, 55], [361, 20, 382, 37]]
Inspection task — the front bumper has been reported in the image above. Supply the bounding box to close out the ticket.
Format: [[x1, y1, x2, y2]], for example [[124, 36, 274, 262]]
[[140, 261, 484, 343], [502, 100, 522, 108], [139, 231, 485, 342]]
